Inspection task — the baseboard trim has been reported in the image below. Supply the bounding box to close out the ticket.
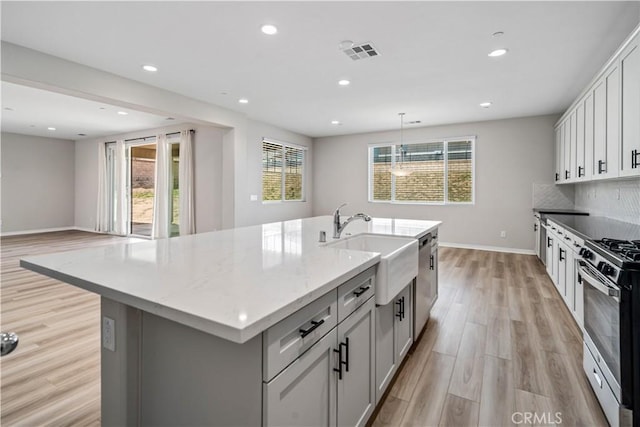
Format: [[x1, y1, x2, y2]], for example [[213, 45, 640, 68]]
[[1, 226, 104, 237], [439, 241, 536, 255]]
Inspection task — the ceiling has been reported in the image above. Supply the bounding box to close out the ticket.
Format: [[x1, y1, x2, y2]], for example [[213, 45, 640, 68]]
[[1, 82, 185, 140], [1, 2, 639, 138]]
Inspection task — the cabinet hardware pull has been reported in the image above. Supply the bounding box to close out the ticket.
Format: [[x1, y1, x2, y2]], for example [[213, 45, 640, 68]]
[[333, 347, 343, 380], [598, 160, 606, 174], [343, 338, 349, 372], [559, 248, 565, 261], [429, 255, 435, 270], [396, 299, 403, 320], [565, 170, 570, 179], [534, 223, 538, 232], [547, 237, 552, 248], [555, 172, 559, 181], [632, 150, 640, 169], [578, 166, 584, 177], [299, 319, 325, 338], [353, 285, 371, 297]]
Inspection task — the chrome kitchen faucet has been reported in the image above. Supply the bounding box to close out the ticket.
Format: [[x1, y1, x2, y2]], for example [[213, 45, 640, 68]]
[[333, 203, 371, 239]]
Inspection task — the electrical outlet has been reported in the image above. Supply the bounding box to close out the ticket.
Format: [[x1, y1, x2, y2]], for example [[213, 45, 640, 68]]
[[500, 230, 507, 238], [250, 194, 258, 201], [102, 316, 115, 351]]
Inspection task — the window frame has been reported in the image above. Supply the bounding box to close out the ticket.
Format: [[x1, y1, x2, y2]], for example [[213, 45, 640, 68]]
[[262, 138, 307, 203], [367, 136, 476, 205]]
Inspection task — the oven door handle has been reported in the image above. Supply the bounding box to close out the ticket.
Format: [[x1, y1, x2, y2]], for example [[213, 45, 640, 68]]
[[578, 264, 620, 302]]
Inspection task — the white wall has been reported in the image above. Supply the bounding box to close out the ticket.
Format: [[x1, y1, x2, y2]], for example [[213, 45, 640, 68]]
[[75, 123, 225, 233], [1, 132, 75, 233], [313, 115, 559, 252], [3, 42, 313, 229], [574, 178, 640, 224], [238, 119, 313, 226]]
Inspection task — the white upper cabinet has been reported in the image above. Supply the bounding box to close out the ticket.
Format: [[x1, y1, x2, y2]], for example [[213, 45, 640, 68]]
[[620, 33, 640, 177], [555, 25, 639, 183]]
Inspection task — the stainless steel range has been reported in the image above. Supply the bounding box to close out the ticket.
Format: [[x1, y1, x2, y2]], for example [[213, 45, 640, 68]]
[[579, 237, 640, 427]]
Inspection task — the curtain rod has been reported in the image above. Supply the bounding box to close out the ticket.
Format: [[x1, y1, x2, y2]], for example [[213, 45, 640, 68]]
[[124, 129, 195, 143]]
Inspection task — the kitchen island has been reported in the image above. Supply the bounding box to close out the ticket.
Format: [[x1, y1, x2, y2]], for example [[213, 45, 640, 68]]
[[21, 215, 441, 426]]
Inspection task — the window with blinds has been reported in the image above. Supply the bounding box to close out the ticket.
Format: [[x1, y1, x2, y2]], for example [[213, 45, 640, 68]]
[[262, 140, 305, 202], [369, 137, 474, 204]]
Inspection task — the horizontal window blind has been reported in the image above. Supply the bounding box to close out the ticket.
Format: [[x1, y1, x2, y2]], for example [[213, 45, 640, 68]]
[[369, 138, 474, 204], [262, 140, 305, 202]]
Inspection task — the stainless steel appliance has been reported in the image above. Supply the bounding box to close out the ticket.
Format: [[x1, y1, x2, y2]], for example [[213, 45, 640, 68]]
[[414, 231, 438, 337], [579, 235, 640, 427]]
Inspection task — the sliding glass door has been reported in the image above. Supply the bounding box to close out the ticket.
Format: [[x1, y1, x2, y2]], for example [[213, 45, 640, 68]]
[[129, 143, 156, 237]]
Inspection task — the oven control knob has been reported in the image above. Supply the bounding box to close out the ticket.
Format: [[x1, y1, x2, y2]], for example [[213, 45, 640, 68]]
[[581, 249, 592, 259], [597, 262, 614, 276]]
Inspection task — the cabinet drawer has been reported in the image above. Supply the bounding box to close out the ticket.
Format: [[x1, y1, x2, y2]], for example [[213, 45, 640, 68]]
[[263, 290, 338, 381], [337, 267, 376, 323], [583, 343, 619, 427]]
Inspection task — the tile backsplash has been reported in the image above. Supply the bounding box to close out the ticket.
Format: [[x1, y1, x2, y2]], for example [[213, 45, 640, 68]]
[[574, 178, 640, 224], [532, 183, 575, 209]]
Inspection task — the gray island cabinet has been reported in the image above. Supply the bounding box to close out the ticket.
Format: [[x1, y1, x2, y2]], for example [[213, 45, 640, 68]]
[[20, 216, 441, 426]]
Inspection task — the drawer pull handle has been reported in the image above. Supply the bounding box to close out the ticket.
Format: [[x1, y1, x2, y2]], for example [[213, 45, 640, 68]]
[[430, 255, 434, 270], [299, 319, 324, 338], [353, 285, 371, 297]]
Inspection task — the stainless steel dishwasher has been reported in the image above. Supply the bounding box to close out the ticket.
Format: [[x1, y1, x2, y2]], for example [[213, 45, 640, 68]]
[[414, 231, 438, 337]]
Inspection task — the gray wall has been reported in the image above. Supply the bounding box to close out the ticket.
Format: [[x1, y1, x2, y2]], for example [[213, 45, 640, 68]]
[[1, 132, 75, 233], [574, 178, 640, 224], [75, 124, 225, 233], [313, 115, 559, 252]]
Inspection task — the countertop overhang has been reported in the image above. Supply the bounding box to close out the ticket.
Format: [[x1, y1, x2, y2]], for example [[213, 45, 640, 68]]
[[20, 216, 441, 343]]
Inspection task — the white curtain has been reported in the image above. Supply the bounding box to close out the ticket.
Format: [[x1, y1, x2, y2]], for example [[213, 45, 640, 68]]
[[152, 134, 170, 239], [113, 140, 127, 235], [95, 143, 109, 232], [179, 130, 195, 235]]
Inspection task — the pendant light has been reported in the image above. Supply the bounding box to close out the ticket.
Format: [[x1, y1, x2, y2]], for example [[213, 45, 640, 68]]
[[391, 112, 412, 177]]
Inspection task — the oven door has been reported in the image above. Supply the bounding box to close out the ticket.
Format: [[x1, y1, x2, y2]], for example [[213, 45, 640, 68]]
[[579, 261, 622, 400]]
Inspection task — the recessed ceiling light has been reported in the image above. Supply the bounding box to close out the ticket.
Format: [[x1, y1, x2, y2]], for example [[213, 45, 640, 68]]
[[47, 127, 56, 131], [261, 24, 278, 35], [480, 102, 492, 108], [117, 111, 128, 115], [338, 79, 350, 86], [331, 120, 341, 125], [238, 98, 249, 104], [142, 64, 158, 72], [488, 48, 508, 57]]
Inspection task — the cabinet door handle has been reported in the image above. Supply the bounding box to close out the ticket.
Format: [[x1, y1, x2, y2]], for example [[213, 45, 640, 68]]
[[632, 150, 640, 169], [534, 223, 538, 232], [578, 166, 584, 177], [299, 319, 324, 338], [565, 170, 570, 179], [333, 347, 343, 380], [353, 285, 371, 297], [429, 255, 434, 270], [343, 338, 349, 373], [396, 299, 403, 321], [598, 160, 606, 174], [559, 248, 565, 261], [547, 237, 552, 248], [555, 172, 559, 182]]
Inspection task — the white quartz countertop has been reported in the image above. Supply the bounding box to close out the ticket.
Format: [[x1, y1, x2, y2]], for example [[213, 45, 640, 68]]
[[21, 216, 441, 343]]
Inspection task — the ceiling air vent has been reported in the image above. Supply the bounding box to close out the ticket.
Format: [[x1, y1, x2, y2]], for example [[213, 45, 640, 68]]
[[342, 42, 380, 61]]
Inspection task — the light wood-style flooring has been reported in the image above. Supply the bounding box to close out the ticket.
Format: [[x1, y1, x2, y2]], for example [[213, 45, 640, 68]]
[[1, 232, 606, 426], [1, 231, 139, 426], [372, 247, 607, 427]]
